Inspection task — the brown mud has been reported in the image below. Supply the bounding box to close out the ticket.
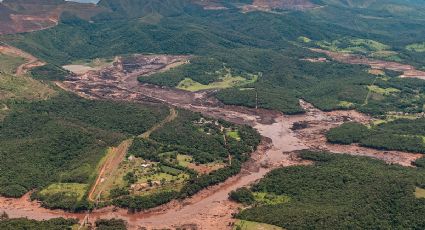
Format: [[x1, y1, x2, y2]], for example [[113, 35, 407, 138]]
[[1, 54, 423, 229], [311, 48, 425, 80]]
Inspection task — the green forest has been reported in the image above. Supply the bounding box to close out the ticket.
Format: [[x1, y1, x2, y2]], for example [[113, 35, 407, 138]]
[[0, 218, 77, 230], [235, 151, 425, 229], [327, 120, 425, 153], [1, 0, 425, 227], [0, 93, 167, 202], [0, 216, 127, 230], [2, 0, 425, 114]]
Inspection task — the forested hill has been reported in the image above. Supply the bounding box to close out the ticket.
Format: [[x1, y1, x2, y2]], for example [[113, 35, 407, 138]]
[[2, 0, 425, 115]]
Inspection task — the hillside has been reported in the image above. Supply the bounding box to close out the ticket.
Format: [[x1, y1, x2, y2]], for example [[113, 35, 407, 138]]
[[0, 0, 425, 229], [0, 0, 106, 35]]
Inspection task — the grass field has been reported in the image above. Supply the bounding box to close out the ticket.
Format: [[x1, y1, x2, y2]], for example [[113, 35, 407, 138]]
[[337, 101, 355, 109], [39, 183, 88, 201], [176, 67, 258, 92], [367, 85, 400, 95], [0, 53, 26, 74], [176, 154, 193, 167], [233, 220, 283, 230], [253, 192, 290, 205], [226, 130, 241, 141], [406, 43, 425, 52], [315, 38, 390, 54], [177, 74, 257, 92], [415, 187, 425, 199], [0, 73, 55, 101]]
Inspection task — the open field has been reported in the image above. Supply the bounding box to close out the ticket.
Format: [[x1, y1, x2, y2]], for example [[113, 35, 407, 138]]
[[415, 187, 425, 198], [0, 73, 55, 101], [177, 74, 258, 92], [39, 183, 88, 201], [367, 85, 400, 95], [406, 43, 425, 53], [253, 192, 289, 205], [88, 139, 133, 202], [0, 53, 25, 74], [233, 220, 283, 230], [0, 45, 45, 75], [227, 130, 241, 141]]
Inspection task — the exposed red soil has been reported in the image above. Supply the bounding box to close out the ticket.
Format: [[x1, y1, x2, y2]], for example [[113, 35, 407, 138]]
[[311, 48, 425, 80], [1, 53, 423, 229], [0, 1, 107, 35]]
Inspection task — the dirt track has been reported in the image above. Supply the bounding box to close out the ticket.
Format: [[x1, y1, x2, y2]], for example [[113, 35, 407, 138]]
[[88, 139, 133, 202], [1, 54, 423, 229]]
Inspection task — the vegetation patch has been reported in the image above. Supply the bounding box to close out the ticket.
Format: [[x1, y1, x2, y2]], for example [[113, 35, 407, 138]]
[[337, 101, 354, 109], [253, 192, 290, 205], [177, 74, 257, 92], [0, 93, 167, 204], [415, 187, 425, 199], [0, 53, 25, 74], [39, 183, 88, 201], [176, 154, 193, 167], [227, 130, 241, 141], [233, 220, 283, 230], [236, 151, 425, 229], [406, 42, 425, 53], [0, 73, 55, 101], [367, 85, 400, 95], [327, 118, 425, 153], [0, 218, 78, 230], [109, 110, 261, 211], [316, 38, 390, 54]]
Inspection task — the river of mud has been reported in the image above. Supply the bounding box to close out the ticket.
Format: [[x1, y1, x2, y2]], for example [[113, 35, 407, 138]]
[[1, 54, 423, 229]]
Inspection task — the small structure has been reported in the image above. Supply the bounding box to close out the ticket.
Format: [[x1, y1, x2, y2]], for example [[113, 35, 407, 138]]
[[141, 163, 151, 168], [128, 155, 136, 161]]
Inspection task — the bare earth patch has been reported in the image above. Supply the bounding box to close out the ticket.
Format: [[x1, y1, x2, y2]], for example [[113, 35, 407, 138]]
[[311, 48, 425, 80]]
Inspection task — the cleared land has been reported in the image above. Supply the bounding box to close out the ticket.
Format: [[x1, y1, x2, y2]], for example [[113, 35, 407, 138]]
[[0, 45, 45, 75], [176, 70, 258, 92], [311, 48, 425, 80], [88, 107, 178, 202], [39, 183, 88, 202], [88, 139, 133, 202], [233, 220, 283, 230], [415, 187, 425, 198]]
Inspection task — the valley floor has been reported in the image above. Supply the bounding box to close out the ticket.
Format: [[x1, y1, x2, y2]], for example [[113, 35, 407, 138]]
[[0, 67, 422, 229]]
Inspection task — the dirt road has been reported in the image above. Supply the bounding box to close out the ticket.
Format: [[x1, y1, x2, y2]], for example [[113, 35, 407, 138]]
[[88, 139, 133, 202]]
